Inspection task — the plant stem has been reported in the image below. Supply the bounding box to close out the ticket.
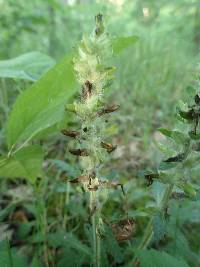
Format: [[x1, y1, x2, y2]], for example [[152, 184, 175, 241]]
[[63, 182, 70, 230], [90, 191, 101, 267], [6, 236, 13, 267], [131, 183, 174, 267]]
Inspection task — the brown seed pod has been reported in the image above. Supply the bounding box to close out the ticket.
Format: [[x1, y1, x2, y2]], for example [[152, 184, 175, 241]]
[[69, 175, 89, 184], [98, 104, 120, 116], [100, 180, 125, 195], [88, 184, 99, 191], [195, 94, 200, 105], [82, 80, 93, 99], [111, 219, 136, 242], [164, 153, 185, 163], [179, 109, 197, 121], [61, 129, 80, 138], [69, 148, 89, 156], [145, 173, 159, 186], [101, 141, 117, 153]]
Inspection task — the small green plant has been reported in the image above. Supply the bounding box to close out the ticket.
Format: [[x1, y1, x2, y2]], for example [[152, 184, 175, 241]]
[[151, 78, 200, 196], [131, 75, 200, 266]]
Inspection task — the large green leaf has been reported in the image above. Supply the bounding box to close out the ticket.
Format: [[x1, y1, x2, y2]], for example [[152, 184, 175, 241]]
[[138, 249, 189, 267], [0, 145, 44, 182], [112, 36, 139, 55], [0, 51, 55, 81], [6, 54, 77, 149]]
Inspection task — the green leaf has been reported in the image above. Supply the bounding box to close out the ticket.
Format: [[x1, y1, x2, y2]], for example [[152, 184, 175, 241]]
[[30, 257, 42, 267], [158, 161, 179, 171], [186, 85, 196, 96], [16, 222, 33, 239], [104, 225, 123, 264], [112, 36, 139, 55], [0, 240, 28, 267], [51, 232, 92, 267], [158, 128, 188, 144], [180, 183, 197, 197], [171, 131, 189, 144], [138, 249, 189, 267], [166, 222, 199, 266], [158, 128, 172, 138], [179, 109, 196, 121], [0, 203, 16, 221], [177, 100, 188, 111], [189, 131, 200, 140], [48, 159, 79, 177], [0, 51, 55, 81], [6, 54, 77, 149], [155, 141, 175, 155], [63, 233, 92, 257], [0, 145, 43, 183], [151, 181, 166, 207], [47, 231, 92, 257], [153, 212, 166, 242]]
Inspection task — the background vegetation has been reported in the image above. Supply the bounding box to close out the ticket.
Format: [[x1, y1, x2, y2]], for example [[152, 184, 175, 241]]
[[0, 0, 200, 266]]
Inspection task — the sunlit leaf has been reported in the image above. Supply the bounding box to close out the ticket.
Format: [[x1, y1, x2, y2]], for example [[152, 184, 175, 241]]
[[158, 128, 172, 138], [112, 36, 139, 55], [6, 54, 77, 149], [0, 51, 55, 81], [0, 145, 43, 182]]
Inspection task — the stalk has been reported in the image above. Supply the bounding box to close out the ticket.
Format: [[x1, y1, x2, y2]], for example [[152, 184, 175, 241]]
[[90, 191, 100, 267], [6, 237, 13, 267], [62, 182, 70, 230]]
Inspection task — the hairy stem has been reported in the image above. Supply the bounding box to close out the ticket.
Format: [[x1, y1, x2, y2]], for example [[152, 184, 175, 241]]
[[90, 191, 101, 267]]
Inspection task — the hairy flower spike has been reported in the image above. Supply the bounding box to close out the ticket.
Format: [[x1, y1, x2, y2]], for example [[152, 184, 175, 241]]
[[66, 15, 123, 266], [68, 13, 119, 191]]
